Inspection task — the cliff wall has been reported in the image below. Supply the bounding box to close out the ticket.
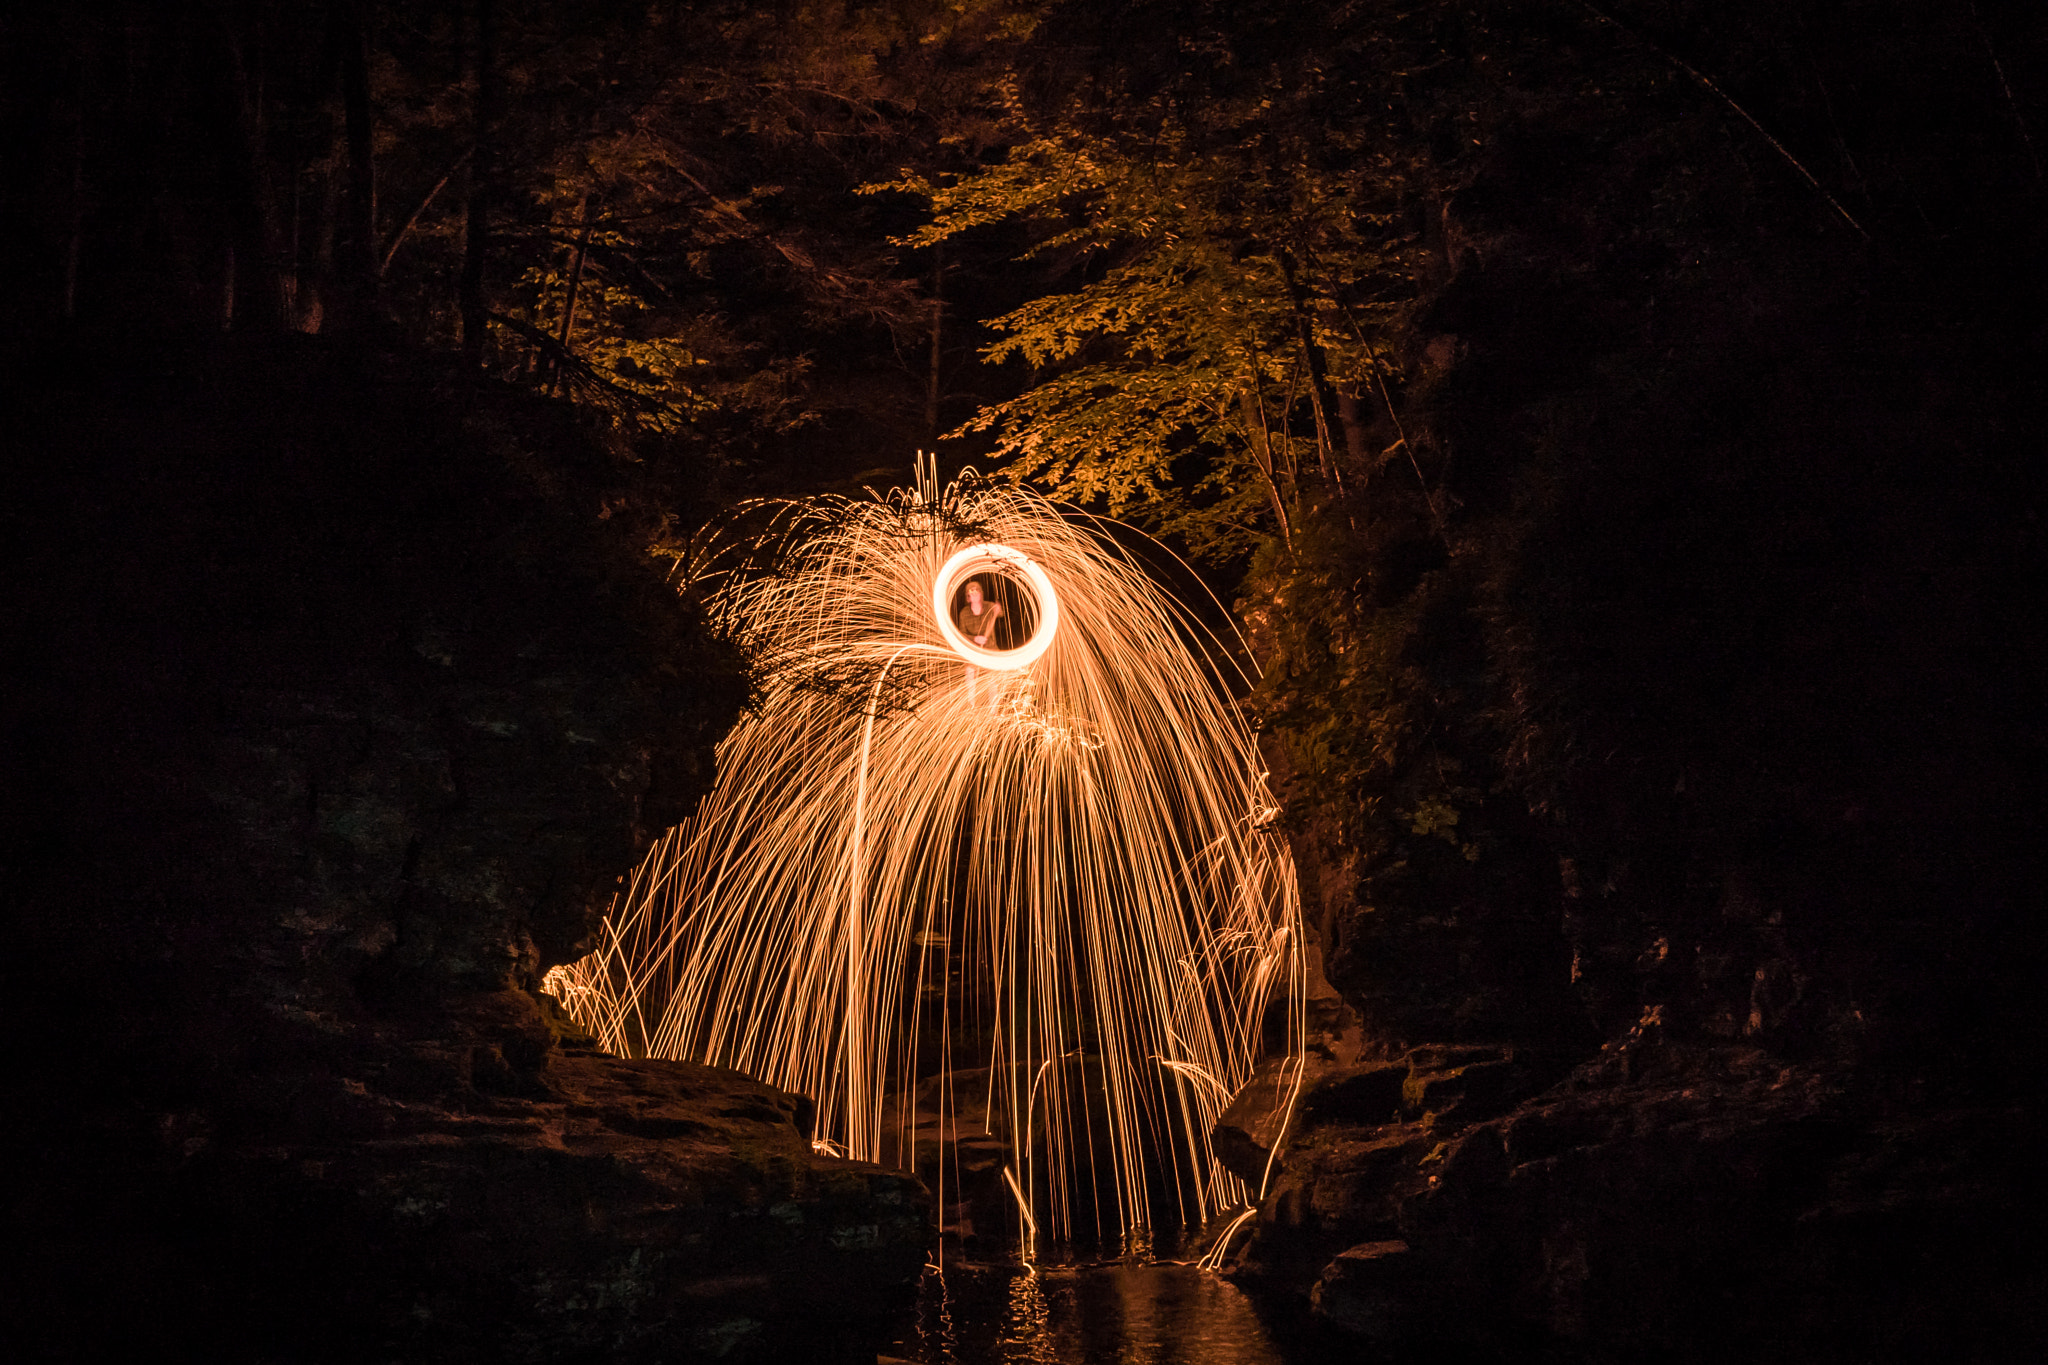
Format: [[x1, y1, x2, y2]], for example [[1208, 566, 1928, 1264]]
[[3, 337, 929, 1362], [1228, 4, 2048, 1356]]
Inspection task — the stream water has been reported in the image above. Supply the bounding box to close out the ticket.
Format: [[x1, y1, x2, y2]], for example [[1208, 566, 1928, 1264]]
[[881, 1254, 1311, 1365]]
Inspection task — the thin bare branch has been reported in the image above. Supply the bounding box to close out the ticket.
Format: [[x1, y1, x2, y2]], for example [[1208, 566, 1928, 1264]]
[[1578, 3, 1870, 241]]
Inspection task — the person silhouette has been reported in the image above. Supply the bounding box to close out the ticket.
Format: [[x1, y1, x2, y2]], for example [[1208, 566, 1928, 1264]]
[[956, 578, 1004, 648], [956, 578, 1004, 707]]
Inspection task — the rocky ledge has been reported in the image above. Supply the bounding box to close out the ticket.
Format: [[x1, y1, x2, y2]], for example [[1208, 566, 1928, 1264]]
[[1216, 1028, 2044, 1361], [55, 987, 932, 1363]]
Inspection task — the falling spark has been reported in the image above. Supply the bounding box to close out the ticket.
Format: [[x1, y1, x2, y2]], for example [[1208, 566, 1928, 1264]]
[[545, 467, 1305, 1247], [1196, 1207, 1261, 1272], [1002, 1165, 1041, 1243]]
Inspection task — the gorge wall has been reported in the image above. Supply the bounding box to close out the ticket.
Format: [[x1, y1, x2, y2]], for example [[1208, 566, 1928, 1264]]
[[3, 4, 2043, 1360], [3, 338, 929, 1362], [1225, 4, 2048, 1359]]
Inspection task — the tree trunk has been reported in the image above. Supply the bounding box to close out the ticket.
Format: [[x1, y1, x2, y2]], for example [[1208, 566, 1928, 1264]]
[[460, 0, 497, 365], [1335, 387, 1372, 479], [1238, 382, 1293, 549], [332, 0, 378, 330], [553, 199, 593, 396], [220, 14, 289, 331], [925, 242, 944, 437], [1331, 293, 1438, 533], [1276, 252, 1347, 504], [285, 168, 303, 328], [62, 34, 88, 323], [1354, 329, 1443, 540], [309, 153, 340, 332]]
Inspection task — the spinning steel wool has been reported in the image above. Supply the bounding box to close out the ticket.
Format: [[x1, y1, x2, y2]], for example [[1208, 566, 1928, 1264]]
[[545, 463, 1303, 1249]]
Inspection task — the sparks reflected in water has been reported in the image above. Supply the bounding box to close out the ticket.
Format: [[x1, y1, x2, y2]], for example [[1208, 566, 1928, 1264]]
[[545, 463, 1304, 1250], [892, 1258, 1290, 1365], [998, 1270, 1055, 1365]]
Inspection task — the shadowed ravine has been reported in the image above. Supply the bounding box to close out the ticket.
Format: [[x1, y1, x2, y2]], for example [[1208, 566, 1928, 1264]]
[[8, 1, 2044, 1359]]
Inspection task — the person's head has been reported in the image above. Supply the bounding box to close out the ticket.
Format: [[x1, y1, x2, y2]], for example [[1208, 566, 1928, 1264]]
[[964, 579, 985, 608]]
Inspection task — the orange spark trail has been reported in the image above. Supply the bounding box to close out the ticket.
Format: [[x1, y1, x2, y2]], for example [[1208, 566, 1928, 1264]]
[[545, 467, 1305, 1251]]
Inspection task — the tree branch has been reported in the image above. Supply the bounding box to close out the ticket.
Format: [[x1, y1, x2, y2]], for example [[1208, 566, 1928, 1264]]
[[1577, 3, 1869, 241], [379, 145, 471, 277]]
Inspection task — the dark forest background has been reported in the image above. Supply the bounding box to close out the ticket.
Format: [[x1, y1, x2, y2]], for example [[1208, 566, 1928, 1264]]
[[4, 1, 2045, 1359], [9, 0, 2040, 1070]]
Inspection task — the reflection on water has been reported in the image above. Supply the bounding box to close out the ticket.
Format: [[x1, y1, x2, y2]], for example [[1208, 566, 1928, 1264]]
[[884, 1258, 1288, 1365]]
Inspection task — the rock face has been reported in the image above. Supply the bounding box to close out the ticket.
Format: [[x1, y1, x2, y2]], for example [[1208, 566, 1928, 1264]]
[[1223, 3, 2047, 1357], [1227, 1035, 2045, 1361], [22, 987, 929, 1363], [4, 338, 929, 1361]]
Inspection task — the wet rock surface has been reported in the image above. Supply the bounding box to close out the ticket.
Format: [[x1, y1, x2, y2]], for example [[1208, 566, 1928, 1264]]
[[1224, 1028, 2046, 1360], [24, 989, 930, 1363], [5, 338, 927, 1361]]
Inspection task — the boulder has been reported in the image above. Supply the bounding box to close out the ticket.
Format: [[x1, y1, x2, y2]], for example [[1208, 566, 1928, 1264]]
[[1309, 1239, 1421, 1341]]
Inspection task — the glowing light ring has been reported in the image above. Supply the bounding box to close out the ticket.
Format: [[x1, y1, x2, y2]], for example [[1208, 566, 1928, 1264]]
[[545, 478, 1307, 1248], [933, 543, 1059, 671]]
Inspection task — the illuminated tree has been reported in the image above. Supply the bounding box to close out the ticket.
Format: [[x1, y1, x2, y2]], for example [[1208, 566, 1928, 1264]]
[[865, 4, 1444, 558]]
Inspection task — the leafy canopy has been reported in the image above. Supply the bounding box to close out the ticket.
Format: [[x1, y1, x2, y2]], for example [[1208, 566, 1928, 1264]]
[[872, 57, 1419, 557]]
